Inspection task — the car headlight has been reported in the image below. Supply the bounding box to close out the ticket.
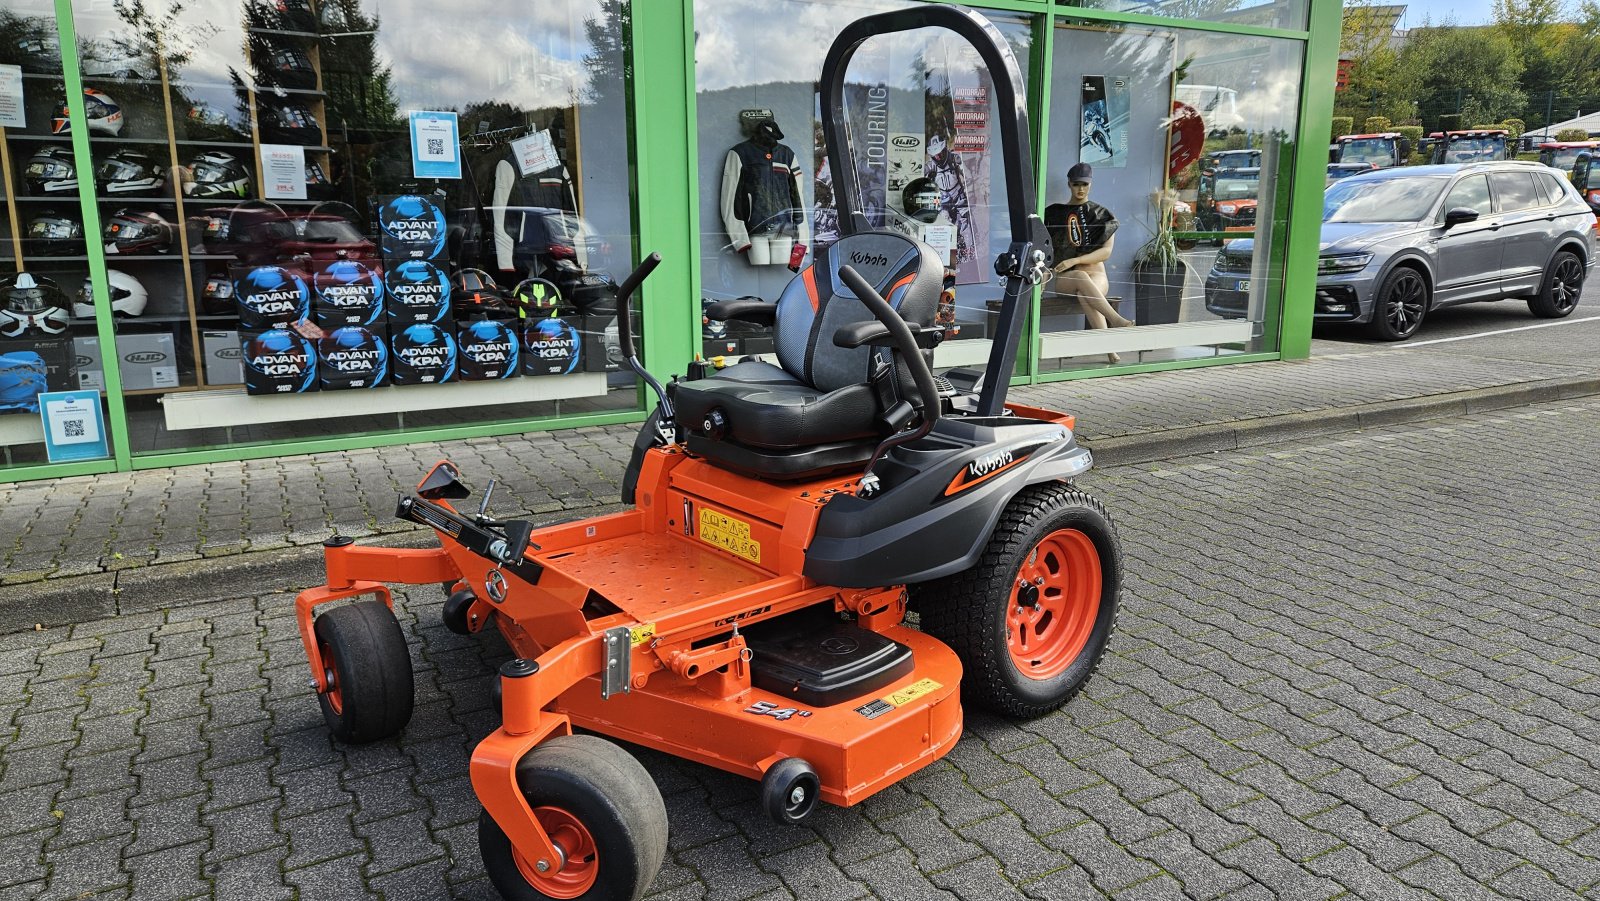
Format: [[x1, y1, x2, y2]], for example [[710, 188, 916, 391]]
[[1317, 252, 1373, 273], [1218, 203, 1237, 215]]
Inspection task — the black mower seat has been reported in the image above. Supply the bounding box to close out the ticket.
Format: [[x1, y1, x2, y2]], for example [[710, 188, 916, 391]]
[[670, 232, 944, 479]]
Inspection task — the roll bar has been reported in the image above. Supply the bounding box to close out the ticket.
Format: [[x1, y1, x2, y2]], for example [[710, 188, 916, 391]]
[[818, 5, 1051, 416]]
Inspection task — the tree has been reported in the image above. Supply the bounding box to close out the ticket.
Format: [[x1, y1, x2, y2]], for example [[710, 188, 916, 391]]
[[1399, 25, 1526, 130], [1336, 1, 1420, 123]]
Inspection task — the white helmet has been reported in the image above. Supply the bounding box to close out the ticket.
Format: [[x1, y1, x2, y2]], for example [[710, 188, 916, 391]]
[[74, 270, 149, 318]]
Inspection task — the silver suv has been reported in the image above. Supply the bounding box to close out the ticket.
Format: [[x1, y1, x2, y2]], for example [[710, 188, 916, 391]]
[[1204, 162, 1596, 340]]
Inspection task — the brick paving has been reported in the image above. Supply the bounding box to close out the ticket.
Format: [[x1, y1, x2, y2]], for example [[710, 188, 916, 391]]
[[2, 396, 1599, 899]]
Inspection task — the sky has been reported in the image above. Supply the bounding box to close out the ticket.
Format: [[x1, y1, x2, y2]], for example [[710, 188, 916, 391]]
[[1396, 0, 1499, 27]]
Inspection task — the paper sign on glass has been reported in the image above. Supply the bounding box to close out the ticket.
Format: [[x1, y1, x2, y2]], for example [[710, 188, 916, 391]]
[[410, 111, 461, 180], [260, 144, 307, 199], [40, 391, 110, 463], [0, 65, 25, 128], [512, 129, 560, 176]]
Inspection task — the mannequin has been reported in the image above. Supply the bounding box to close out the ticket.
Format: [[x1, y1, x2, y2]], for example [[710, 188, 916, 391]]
[[720, 116, 807, 265], [492, 154, 579, 274], [1045, 161, 1132, 363]]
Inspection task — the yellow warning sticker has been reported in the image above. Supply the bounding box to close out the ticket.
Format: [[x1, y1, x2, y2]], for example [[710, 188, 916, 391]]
[[698, 508, 761, 564], [888, 678, 942, 707], [629, 624, 656, 646]]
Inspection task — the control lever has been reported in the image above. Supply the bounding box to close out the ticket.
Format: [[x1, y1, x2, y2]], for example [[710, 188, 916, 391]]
[[475, 479, 498, 524]]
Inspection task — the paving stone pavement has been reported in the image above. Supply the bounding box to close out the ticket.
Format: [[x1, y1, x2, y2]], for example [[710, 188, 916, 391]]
[[6, 302, 1600, 589], [2, 395, 1598, 900]]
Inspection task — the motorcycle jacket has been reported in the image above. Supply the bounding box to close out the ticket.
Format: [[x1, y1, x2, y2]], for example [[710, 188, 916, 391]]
[[720, 138, 807, 251], [1044, 200, 1119, 264]]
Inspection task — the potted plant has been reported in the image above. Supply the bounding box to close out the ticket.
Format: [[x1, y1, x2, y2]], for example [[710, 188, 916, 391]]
[[1131, 188, 1191, 325]]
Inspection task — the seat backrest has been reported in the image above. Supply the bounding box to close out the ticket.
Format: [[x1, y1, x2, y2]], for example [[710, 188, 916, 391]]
[[772, 231, 943, 393]]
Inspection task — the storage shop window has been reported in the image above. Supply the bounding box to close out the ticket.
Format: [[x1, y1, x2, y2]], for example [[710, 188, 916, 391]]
[[3, 1, 123, 470], [693, 0, 1035, 374], [1060, 0, 1308, 32], [68, 0, 640, 456], [1038, 19, 1304, 373]]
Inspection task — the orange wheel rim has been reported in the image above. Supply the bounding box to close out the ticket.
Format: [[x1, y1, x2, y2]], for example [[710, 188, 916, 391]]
[[512, 806, 599, 898], [1006, 528, 1102, 680], [317, 640, 343, 714]]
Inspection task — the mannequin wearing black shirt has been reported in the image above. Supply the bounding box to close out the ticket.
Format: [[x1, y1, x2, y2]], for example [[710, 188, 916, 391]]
[[1045, 162, 1132, 362]]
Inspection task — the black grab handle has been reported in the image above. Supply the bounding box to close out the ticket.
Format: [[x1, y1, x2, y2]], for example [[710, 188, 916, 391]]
[[612, 252, 673, 422], [838, 266, 940, 428]]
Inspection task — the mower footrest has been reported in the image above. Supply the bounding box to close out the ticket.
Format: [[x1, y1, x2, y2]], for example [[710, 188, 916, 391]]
[[747, 622, 914, 707]]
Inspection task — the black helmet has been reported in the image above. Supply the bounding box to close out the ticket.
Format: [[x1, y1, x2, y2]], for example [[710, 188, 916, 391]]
[[305, 160, 335, 200], [24, 210, 86, 256], [184, 151, 251, 198], [451, 268, 515, 319], [104, 208, 177, 254], [902, 176, 942, 224], [259, 102, 323, 146], [97, 148, 168, 196], [1, 274, 70, 338], [23, 145, 78, 195], [201, 270, 237, 315], [255, 44, 317, 89]]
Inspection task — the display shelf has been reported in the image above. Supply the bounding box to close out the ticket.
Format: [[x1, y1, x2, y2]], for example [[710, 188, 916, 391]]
[[172, 139, 256, 150], [128, 385, 199, 397], [1038, 319, 1255, 359], [21, 255, 93, 262], [11, 134, 170, 147], [162, 374, 610, 431], [0, 416, 46, 445], [247, 27, 322, 39], [93, 195, 178, 204]]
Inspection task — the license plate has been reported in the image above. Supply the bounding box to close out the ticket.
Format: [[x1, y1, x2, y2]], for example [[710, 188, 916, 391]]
[[1235, 279, 1251, 292]]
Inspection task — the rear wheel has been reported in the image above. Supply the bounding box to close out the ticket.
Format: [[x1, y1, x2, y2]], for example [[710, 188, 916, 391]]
[[1367, 265, 1429, 340], [918, 484, 1120, 719], [478, 735, 668, 901], [313, 601, 414, 743], [1528, 250, 1584, 318]]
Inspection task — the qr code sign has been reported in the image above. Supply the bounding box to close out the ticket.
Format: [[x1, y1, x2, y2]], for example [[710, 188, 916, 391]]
[[63, 419, 86, 438], [427, 138, 445, 157]]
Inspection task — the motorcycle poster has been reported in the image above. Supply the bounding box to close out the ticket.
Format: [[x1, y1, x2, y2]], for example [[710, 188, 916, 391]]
[[1080, 75, 1130, 168]]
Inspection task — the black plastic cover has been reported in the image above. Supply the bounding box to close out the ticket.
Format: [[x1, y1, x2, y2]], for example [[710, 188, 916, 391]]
[[747, 621, 914, 707]]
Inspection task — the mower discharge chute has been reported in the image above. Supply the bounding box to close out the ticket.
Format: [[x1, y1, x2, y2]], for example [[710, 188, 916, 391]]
[[292, 7, 1122, 899]]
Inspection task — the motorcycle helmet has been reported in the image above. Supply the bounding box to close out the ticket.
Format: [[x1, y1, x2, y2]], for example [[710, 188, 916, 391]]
[[201, 271, 236, 315], [902, 176, 942, 224], [24, 210, 86, 257], [0, 350, 50, 414], [254, 0, 318, 31], [73, 269, 149, 318], [52, 88, 125, 136], [452, 269, 514, 318], [183, 151, 251, 199], [97, 148, 167, 196], [256, 45, 317, 89], [104, 208, 177, 254], [305, 160, 334, 200], [259, 102, 323, 146], [1, 273, 70, 337], [511, 278, 565, 317], [23, 145, 79, 196]]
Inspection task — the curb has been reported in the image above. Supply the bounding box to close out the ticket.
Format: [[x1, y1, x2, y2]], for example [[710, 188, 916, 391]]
[[1081, 374, 1600, 466], [7, 377, 1599, 635]]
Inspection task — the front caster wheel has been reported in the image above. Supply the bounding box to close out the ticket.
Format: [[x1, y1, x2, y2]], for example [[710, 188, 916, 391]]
[[313, 601, 414, 743], [478, 735, 668, 901], [918, 484, 1120, 719], [761, 757, 820, 825]]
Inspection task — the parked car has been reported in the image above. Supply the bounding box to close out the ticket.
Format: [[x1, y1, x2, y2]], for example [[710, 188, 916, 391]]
[[1573, 151, 1600, 229], [1204, 162, 1595, 340], [1328, 162, 1379, 184]]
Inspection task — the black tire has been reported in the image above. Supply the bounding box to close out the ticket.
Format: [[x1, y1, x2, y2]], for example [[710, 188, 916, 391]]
[[1528, 250, 1585, 318], [917, 484, 1120, 719], [479, 735, 668, 901], [761, 758, 821, 825], [313, 601, 414, 743], [1367, 265, 1429, 340]]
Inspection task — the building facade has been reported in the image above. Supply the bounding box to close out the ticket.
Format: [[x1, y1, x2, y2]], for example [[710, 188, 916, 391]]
[[0, 0, 1337, 482]]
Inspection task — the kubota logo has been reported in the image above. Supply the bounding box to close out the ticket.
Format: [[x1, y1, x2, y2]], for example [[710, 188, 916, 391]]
[[968, 450, 1013, 479], [849, 251, 889, 267], [944, 448, 1027, 497]]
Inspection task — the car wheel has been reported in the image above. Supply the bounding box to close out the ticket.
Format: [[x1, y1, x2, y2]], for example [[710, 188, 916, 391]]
[[1528, 250, 1584, 319], [1367, 265, 1429, 341]]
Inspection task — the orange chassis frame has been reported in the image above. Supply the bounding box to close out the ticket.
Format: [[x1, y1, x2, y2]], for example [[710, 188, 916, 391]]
[[295, 406, 1073, 875]]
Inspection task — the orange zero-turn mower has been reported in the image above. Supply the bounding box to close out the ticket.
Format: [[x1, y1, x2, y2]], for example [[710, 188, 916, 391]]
[[292, 7, 1122, 899]]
